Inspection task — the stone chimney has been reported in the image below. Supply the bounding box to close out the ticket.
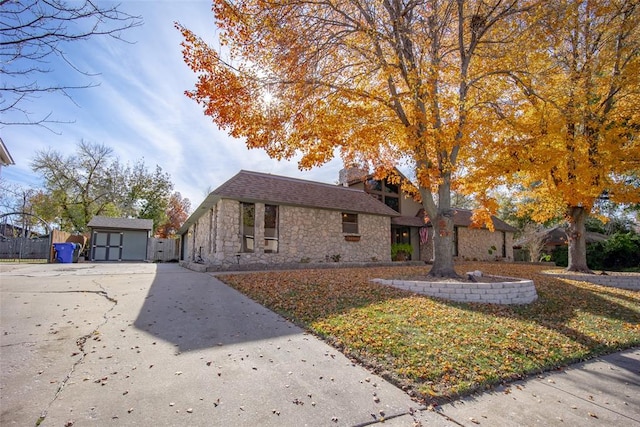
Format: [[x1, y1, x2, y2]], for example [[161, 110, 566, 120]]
[[338, 165, 369, 187]]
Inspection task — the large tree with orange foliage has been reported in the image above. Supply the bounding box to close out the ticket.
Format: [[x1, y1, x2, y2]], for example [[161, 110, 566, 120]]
[[469, 0, 640, 272], [177, 1, 536, 277]]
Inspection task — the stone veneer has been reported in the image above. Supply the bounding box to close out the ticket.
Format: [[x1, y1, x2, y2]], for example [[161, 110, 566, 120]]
[[417, 227, 514, 262], [185, 199, 391, 269], [457, 227, 514, 262], [372, 276, 538, 305]]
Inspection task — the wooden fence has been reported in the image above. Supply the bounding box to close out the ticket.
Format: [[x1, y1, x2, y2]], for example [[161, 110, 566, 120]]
[[147, 238, 180, 262], [0, 237, 51, 260], [0, 230, 89, 262]]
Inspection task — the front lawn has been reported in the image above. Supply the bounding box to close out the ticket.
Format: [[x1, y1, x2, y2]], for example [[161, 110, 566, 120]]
[[219, 263, 640, 402]]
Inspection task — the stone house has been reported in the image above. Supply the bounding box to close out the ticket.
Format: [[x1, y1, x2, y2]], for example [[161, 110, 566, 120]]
[[339, 168, 518, 262], [178, 170, 398, 269]]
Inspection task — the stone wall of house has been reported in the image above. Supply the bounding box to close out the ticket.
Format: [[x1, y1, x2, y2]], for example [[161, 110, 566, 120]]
[[277, 206, 390, 264], [457, 228, 514, 261], [190, 199, 392, 268], [418, 227, 514, 263], [188, 207, 216, 262], [214, 199, 241, 262]]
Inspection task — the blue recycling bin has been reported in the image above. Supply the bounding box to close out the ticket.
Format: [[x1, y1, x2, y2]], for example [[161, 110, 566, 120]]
[[53, 243, 75, 263]]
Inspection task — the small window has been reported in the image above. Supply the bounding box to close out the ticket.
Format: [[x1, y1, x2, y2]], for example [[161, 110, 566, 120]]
[[453, 226, 459, 256], [264, 204, 278, 253], [241, 202, 255, 252], [342, 213, 358, 234], [365, 179, 382, 192], [384, 196, 399, 212], [385, 181, 399, 194]]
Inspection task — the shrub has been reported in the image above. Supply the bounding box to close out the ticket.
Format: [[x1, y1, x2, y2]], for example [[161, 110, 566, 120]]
[[551, 246, 568, 267], [601, 232, 640, 270], [554, 232, 640, 271], [391, 243, 413, 260]]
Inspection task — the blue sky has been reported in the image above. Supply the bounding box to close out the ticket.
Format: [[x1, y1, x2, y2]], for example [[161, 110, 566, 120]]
[[1, 0, 343, 210]]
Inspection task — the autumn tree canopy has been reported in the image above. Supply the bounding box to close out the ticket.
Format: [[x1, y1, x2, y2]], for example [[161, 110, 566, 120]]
[[155, 192, 191, 238], [178, 0, 538, 277], [469, 0, 640, 272]]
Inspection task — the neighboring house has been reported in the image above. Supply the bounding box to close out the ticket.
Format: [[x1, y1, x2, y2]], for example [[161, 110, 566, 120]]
[[513, 226, 609, 261], [87, 216, 153, 261], [178, 170, 398, 268], [339, 167, 517, 262], [0, 138, 15, 175]]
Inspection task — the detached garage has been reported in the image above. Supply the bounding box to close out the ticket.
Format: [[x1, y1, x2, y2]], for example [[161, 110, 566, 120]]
[[87, 216, 153, 262]]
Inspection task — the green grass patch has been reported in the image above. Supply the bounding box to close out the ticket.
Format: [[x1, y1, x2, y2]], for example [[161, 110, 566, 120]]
[[220, 263, 640, 402]]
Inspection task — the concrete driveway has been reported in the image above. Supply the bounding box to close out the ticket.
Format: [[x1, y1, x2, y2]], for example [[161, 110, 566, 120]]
[[2, 263, 638, 426], [0, 263, 438, 426]]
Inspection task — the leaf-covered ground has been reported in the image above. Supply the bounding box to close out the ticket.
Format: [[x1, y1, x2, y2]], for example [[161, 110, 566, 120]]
[[219, 263, 640, 402]]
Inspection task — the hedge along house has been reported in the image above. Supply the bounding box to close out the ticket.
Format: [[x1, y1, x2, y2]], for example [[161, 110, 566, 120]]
[[178, 170, 399, 269], [87, 216, 153, 261], [339, 167, 518, 262]]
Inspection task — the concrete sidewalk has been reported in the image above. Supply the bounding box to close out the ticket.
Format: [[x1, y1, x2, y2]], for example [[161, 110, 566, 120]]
[[1, 263, 638, 426], [399, 348, 640, 426]]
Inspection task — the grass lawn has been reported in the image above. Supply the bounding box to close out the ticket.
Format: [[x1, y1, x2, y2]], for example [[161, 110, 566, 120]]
[[219, 262, 640, 403]]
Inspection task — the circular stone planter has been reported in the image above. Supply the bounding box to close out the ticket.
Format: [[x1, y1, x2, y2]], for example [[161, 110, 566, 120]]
[[371, 276, 538, 305]]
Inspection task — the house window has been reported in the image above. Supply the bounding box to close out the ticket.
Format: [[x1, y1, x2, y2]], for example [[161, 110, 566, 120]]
[[392, 226, 410, 245], [364, 178, 400, 212], [384, 196, 399, 212], [453, 226, 459, 256], [385, 181, 399, 193], [241, 202, 254, 252], [264, 204, 278, 253], [342, 213, 358, 234]]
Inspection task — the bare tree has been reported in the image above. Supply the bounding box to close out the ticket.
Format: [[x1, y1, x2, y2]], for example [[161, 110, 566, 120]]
[[0, 0, 142, 126]]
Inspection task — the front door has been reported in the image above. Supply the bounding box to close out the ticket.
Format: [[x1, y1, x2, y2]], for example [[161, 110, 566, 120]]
[[92, 231, 123, 261]]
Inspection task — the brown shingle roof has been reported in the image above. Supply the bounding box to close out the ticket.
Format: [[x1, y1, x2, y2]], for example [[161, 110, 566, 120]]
[[392, 209, 517, 232], [179, 170, 399, 234], [88, 216, 153, 231], [392, 216, 427, 227], [212, 170, 399, 215], [449, 209, 518, 232]]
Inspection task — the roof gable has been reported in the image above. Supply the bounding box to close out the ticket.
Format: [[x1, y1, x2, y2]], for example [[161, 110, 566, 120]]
[[341, 168, 518, 233], [88, 216, 153, 231]]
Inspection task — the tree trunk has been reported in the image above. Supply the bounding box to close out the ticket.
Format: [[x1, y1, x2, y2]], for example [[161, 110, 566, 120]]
[[566, 206, 592, 273], [428, 209, 458, 278]]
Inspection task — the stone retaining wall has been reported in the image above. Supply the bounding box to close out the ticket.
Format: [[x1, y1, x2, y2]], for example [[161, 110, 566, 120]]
[[372, 277, 538, 305], [543, 272, 639, 291]]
